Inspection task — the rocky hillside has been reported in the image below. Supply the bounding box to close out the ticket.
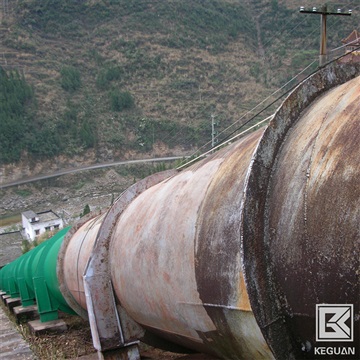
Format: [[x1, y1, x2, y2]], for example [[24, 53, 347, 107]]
[[0, 0, 359, 184]]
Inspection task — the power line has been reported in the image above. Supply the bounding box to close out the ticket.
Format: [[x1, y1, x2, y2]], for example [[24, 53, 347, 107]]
[[217, 5, 358, 136], [159, 6, 323, 152], [177, 44, 360, 170], [191, 59, 317, 158], [157, 3, 359, 158], [176, 114, 274, 171]]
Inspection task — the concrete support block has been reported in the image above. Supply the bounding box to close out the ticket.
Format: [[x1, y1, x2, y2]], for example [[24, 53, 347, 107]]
[[1, 294, 11, 304], [5, 297, 21, 311], [97, 344, 141, 360], [28, 318, 67, 335], [13, 304, 38, 322]]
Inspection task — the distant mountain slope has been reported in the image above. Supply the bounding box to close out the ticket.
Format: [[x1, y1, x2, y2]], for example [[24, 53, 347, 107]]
[[0, 0, 358, 173]]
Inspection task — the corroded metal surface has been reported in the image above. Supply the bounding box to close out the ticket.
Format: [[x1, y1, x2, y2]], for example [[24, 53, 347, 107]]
[[57, 211, 106, 319], [242, 64, 360, 359], [84, 169, 176, 352], [269, 76, 360, 356], [109, 129, 274, 359], [51, 62, 359, 359]]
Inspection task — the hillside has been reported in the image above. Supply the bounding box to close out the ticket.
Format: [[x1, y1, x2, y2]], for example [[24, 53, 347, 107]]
[[0, 0, 359, 182]]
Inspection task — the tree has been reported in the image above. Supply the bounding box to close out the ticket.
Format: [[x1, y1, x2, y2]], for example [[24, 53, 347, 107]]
[[80, 204, 91, 217]]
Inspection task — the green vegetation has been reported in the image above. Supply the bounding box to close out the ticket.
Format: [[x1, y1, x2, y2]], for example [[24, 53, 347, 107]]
[[80, 204, 90, 217], [0, 66, 97, 163], [21, 228, 62, 254], [14, 189, 32, 197], [96, 66, 123, 89], [0, 68, 35, 163], [19, 0, 256, 50], [73, 180, 86, 191], [1, 0, 358, 167], [19, 0, 88, 37], [291, 50, 318, 69], [114, 161, 175, 180], [60, 66, 82, 92], [128, 117, 207, 152], [0, 214, 22, 227], [110, 90, 134, 112], [22, 239, 32, 254]]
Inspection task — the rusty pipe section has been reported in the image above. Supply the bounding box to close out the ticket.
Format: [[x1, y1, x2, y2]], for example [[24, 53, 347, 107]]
[[57, 211, 107, 319], [109, 128, 273, 359], [57, 63, 359, 359], [108, 64, 359, 359], [242, 67, 360, 359]]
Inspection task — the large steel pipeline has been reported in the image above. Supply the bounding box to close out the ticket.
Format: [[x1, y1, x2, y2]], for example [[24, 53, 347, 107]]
[[1, 63, 359, 359], [108, 127, 273, 359], [57, 63, 359, 359]]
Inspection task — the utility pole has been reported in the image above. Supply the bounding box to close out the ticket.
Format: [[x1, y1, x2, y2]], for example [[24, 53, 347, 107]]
[[299, 5, 352, 66], [211, 114, 217, 149]]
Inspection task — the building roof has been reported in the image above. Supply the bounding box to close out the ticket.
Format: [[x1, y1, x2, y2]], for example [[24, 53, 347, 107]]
[[22, 210, 61, 223], [342, 29, 360, 46], [22, 210, 38, 220], [37, 210, 61, 222], [0, 231, 23, 268]]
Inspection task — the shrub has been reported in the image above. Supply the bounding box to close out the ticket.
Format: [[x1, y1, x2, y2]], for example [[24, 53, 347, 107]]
[[22, 240, 31, 254], [80, 204, 90, 217], [291, 50, 318, 69], [60, 66, 81, 92], [79, 121, 96, 148], [96, 66, 123, 89], [110, 90, 134, 111]]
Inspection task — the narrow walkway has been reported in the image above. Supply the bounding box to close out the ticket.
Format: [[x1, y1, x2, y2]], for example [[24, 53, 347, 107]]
[[0, 305, 36, 359]]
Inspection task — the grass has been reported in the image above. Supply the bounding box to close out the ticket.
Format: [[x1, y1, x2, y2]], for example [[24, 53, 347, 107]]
[[0, 301, 95, 359], [1, 0, 359, 168], [73, 180, 87, 191], [14, 189, 32, 197], [0, 214, 21, 227], [0, 300, 204, 359]]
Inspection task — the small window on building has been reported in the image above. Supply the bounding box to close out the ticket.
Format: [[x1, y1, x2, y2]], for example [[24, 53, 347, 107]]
[[54, 224, 60, 230], [35, 229, 40, 235], [45, 226, 51, 232]]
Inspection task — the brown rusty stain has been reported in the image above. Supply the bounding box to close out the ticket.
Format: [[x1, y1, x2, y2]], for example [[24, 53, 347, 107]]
[[53, 63, 360, 360], [242, 64, 360, 360], [266, 75, 360, 356], [62, 213, 106, 310], [82, 169, 176, 351], [109, 128, 274, 359], [237, 273, 251, 312], [195, 129, 263, 308], [57, 209, 106, 319]]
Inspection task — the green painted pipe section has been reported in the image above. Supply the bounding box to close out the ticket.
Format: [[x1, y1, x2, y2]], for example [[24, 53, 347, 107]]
[[1, 257, 21, 297], [0, 226, 75, 322], [33, 227, 76, 321], [17, 251, 35, 306]]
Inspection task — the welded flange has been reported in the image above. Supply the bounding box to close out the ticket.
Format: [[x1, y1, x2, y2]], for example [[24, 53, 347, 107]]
[[83, 169, 178, 352], [57, 209, 106, 320], [242, 63, 360, 359]]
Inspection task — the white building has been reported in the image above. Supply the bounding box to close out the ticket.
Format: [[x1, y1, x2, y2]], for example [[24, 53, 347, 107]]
[[22, 210, 64, 241]]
